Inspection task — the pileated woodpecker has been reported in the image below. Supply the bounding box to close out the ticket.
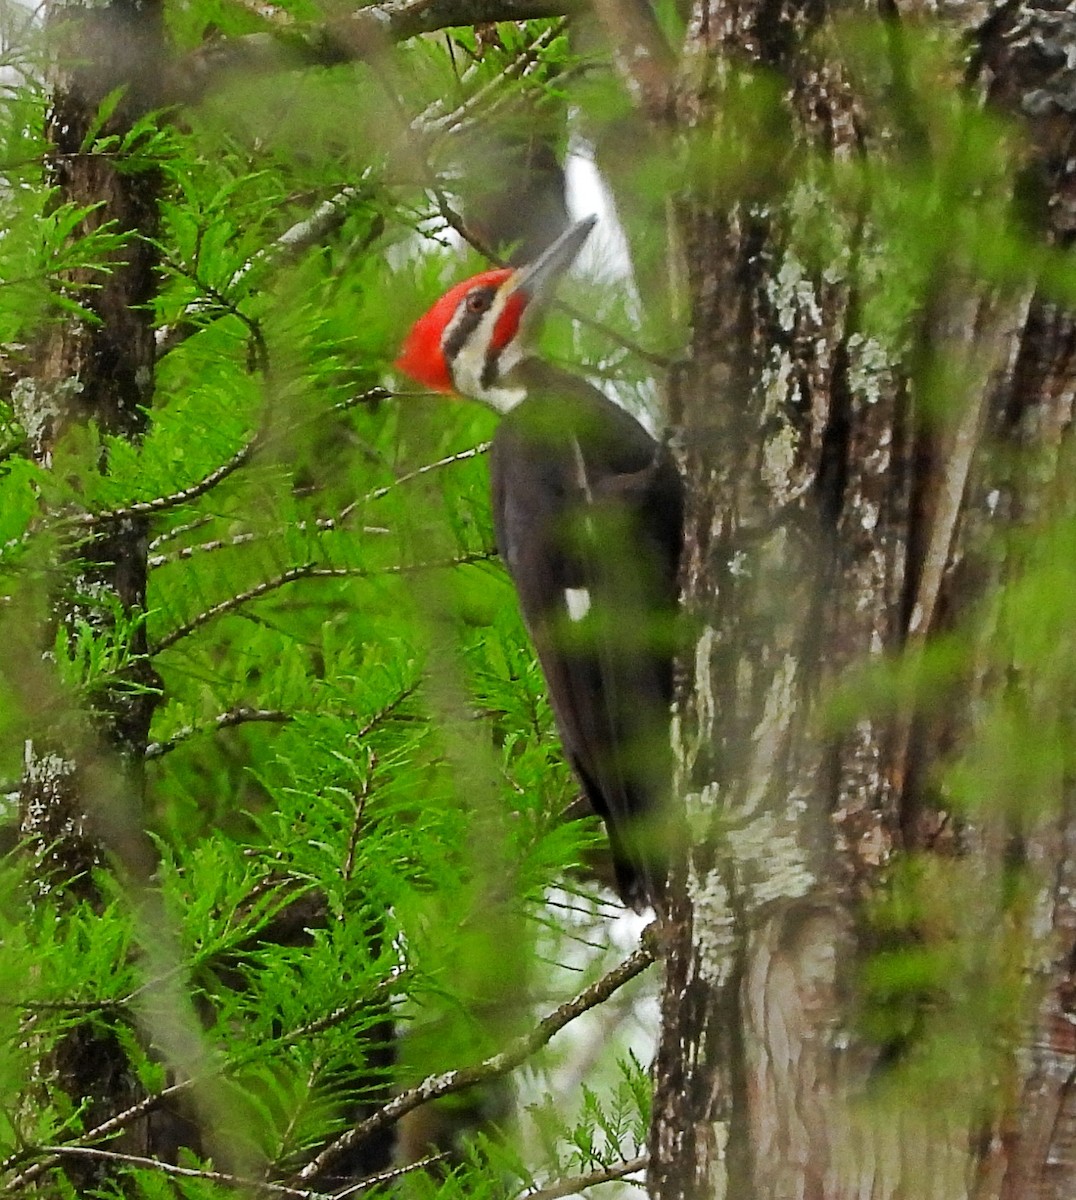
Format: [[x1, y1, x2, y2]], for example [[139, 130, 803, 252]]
[[396, 217, 682, 910]]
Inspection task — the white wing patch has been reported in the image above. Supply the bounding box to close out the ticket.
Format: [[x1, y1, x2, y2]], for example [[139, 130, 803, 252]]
[[565, 587, 591, 622]]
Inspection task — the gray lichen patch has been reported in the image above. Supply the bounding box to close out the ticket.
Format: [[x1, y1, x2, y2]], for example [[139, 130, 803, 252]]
[[769, 253, 822, 335], [688, 857, 737, 987], [761, 418, 802, 507], [845, 333, 894, 407], [11, 375, 83, 461]]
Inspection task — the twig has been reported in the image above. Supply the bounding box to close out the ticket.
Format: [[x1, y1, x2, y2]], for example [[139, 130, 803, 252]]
[[522, 1155, 648, 1200], [27, 1147, 320, 1198], [147, 514, 214, 552], [75, 438, 258, 525], [1, 969, 417, 1190], [294, 937, 657, 1183], [152, 551, 496, 655], [332, 1153, 452, 1197], [274, 969, 407, 1048], [145, 707, 290, 760], [419, 21, 568, 136], [147, 529, 260, 567], [342, 754, 373, 884], [79, 388, 392, 528], [155, 250, 271, 371], [3, 1084, 190, 1189], [147, 522, 390, 570], [156, 185, 367, 358], [166, 0, 576, 108], [347, 441, 491, 513]]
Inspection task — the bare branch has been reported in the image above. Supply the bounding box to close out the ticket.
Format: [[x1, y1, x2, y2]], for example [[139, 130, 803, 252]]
[[147, 530, 260, 568], [2, 1084, 190, 1190], [349, 441, 491, 510], [166, 0, 576, 106], [419, 20, 569, 136], [28, 1147, 321, 1199], [152, 551, 496, 655], [522, 1155, 648, 1200], [147, 514, 214, 552], [294, 935, 658, 1183], [331, 1153, 453, 1197], [145, 707, 290, 760], [155, 185, 371, 358], [145, 677, 417, 760], [79, 388, 392, 528], [75, 437, 258, 525], [146, 521, 391, 570]]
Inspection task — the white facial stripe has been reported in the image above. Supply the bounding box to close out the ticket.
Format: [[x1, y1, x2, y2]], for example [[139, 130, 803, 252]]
[[565, 587, 591, 622], [445, 286, 527, 414]]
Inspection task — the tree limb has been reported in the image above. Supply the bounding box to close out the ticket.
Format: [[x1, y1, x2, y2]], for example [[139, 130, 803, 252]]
[[144, 707, 290, 759], [152, 551, 497, 654], [522, 1154, 648, 1200], [155, 186, 372, 358], [28, 1148, 320, 1199], [294, 935, 658, 1183], [78, 388, 392, 528], [166, 0, 578, 106]]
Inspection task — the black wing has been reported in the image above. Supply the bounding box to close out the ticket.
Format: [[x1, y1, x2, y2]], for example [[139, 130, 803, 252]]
[[490, 383, 683, 910]]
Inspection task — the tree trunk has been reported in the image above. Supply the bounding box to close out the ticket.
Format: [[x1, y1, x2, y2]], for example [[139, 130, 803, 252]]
[[649, 1, 1076, 1197], [12, 0, 165, 1184]]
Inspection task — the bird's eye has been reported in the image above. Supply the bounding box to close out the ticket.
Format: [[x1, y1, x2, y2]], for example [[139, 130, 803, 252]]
[[466, 291, 489, 314]]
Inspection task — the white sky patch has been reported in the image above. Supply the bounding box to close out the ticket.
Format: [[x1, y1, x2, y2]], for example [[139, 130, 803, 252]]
[[565, 140, 662, 435], [565, 143, 632, 285]]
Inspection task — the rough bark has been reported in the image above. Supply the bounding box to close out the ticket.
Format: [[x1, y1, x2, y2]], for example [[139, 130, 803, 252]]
[[12, 0, 166, 1185], [646, 0, 1076, 1197]]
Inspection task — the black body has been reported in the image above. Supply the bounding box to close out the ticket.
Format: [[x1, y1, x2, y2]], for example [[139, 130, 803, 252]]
[[490, 359, 683, 910]]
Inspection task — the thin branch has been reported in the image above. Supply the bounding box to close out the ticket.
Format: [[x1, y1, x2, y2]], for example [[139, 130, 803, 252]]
[[147, 529, 260, 567], [342, 754, 373, 884], [145, 707, 291, 760], [147, 522, 390, 570], [147, 514, 214, 552], [165, 0, 577, 106], [522, 1155, 648, 1200], [4, 932, 647, 1193], [331, 1153, 453, 1197], [29, 1147, 321, 1199], [418, 20, 568, 136], [347, 441, 491, 512], [152, 551, 496, 655], [2, 962, 417, 1190], [275, 969, 408, 1047], [155, 185, 369, 358], [78, 388, 392, 528], [2, 1084, 191, 1190], [353, 680, 420, 738], [294, 936, 658, 1183], [75, 438, 258, 525]]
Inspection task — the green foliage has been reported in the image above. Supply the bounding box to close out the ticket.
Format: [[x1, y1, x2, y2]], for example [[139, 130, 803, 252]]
[[4, 0, 1066, 1188], [0, 8, 657, 1196]]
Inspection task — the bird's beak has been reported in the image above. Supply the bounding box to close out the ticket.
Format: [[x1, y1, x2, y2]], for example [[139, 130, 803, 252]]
[[510, 216, 597, 308]]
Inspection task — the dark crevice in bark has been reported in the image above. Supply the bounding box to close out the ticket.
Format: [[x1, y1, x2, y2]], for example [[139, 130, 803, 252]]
[[816, 333, 852, 532]]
